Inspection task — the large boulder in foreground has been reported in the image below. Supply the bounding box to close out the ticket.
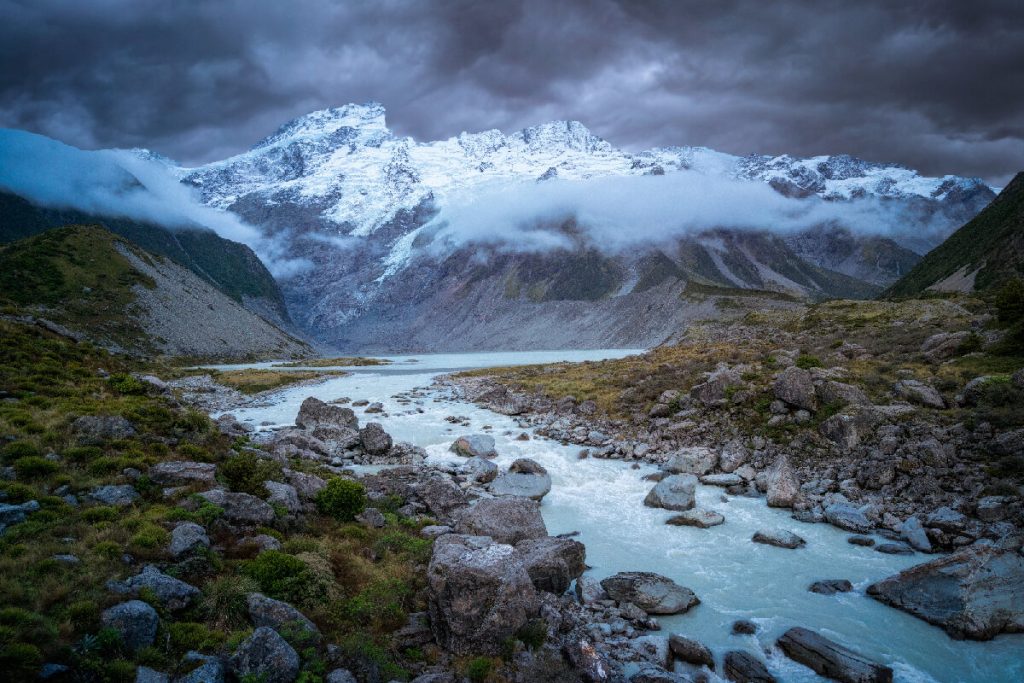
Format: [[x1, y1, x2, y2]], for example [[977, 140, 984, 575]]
[[295, 397, 358, 430], [100, 600, 158, 652], [231, 626, 299, 683], [778, 627, 893, 683], [643, 474, 697, 511], [450, 434, 497, 458], [515, 536, 586, 594], [427, 534, 539, 655], [662, 447, 718, 476], [867, 544, 1024, 640], [773, 366, 817, 412], [454, 496, 547, 545], [600, 571, 699, 615], [765, 455, 799, 508], [488, 458, 552, 501]]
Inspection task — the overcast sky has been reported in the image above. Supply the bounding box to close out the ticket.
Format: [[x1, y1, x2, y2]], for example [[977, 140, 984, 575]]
[[2, 0, 1022, 184]]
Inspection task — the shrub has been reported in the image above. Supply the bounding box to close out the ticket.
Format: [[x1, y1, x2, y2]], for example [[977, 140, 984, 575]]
[[242, 551, 314, 605], [12, 456, 58, 479], [795, 354, 822, 369], [82, 507, 119, 523], [0, 642, 43, 679], [1, 441, 40, 463], [516, 619, 547, 650], [64, 446, 104, 462], [466, 657, 494, 683], [167, 622, 225, 654], [107, 374, 146, 395], [219, 451, 282, 497], [994, 278, 1024, 323], [200, 576, 260, 629], [130, 522, 170, 550], [315, 478, 366, 521], [342, 578, 410, 633]]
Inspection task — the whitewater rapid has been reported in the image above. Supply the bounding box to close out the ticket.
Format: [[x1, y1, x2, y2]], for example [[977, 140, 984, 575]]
[[210, 350, 1023, 682]]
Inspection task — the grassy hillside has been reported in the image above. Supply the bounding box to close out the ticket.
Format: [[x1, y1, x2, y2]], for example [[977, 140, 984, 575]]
[[0, 191, 290, 322], [886, 172, 1024, 296]]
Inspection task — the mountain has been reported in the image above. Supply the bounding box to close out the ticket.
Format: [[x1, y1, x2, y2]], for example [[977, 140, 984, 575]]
[[166, 103, 995, 351], [0, 225, 312, 360], [886, 172, 1024, 296]]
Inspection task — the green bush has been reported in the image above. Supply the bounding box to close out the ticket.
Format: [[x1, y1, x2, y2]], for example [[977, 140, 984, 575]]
[[167, 622, 225, 654], [82, 506, 119, 523], [466, 657, 494, 683], [219, 451, 282, 497], [108, 374, 147, 395], [200, 575, 260, 629], [315, 478, 366, 521], [795, 354, 822, 369], [12, 456, 58, 479], [995, 278, 1024, 323], [242, 551, 314, 605], [516, 619, 547, 650], [64, 446, 104, 462], [0, 642, 43, 679], [1, 441, 40, 463], [130, 522, 170, 550]]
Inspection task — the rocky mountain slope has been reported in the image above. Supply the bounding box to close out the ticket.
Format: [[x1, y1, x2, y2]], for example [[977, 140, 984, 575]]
[[0, 226, 312, 360], [169, 104, 994, 351], [887, 172, 1024, 296]]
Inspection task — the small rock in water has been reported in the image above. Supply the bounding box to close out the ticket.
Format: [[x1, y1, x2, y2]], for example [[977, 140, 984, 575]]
[[809, 579, 854, 595], [875, 542, 914, 555], [666, 509, 725, 529], [600, 571, 700, 615], [777, 626, 893, 683], [668, 633, 715, 669], [848, 535, 875, 546], [752, 529, 806, 549], [731, 619, 757, 635], [364, 401, 384, 413], [723, 650, 776, 683]]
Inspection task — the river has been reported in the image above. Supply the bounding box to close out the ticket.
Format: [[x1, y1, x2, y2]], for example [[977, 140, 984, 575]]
[[209, 350, 1023, 683]]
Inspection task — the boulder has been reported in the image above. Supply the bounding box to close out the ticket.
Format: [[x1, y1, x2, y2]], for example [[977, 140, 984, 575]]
[[765, 455, 799, 508], [454, 496, 547, 545], [149, 461, 217, 486], [124, 565, 200, 611], [777, 627, 893, 683], [900, 516, 932, 553], [824, 503, 872, 533], [176, 652, 225, 683], [265, 481, 302, 514], [359, 422, 392, 455], [71, 415, 136, 445], [723, 650, 776, 683], [450, 434, 497, 458], [867, 545, 1024, 640], [199, 489, 275, 525], [356, 507, 386, 528], [816, 381, 871, 407], [629, 666, 689, 683], [809, 579, 853, 595], [489, 458, 552, 501], [732, 619, 757, 635], [701, 473, 743, 487], [101, 600, 158, 652], [752, 529, 806, 549], [719, 441, 748, 473], [599, 571, 699, 615], [977, 496, 1009, 523], [89, 484, 138, 507], [364, 402, 384, 414], [296, 396, 358, 430], [169, 522, 210, 557], [247, 593, 319, 637], [893, 380, 946, 409], [666, 509, 725, 529], [325, 670, 357, 683], [464, 456, 499, 483], [231, 626, 299, 683], [643, 474, 698, 511], [515, 536, 586, 594], [284, 469, 327, 501], [626, 634, 672, 668], [820, 412, 866, 450], [875, 543, 914, 555], [668, 633, 715, 669], [414, 476, 469, 523], [773, 367, 817, 411], [921, 331, 970, 362], [427, 534, 539, 655], [690, 367, 743, 406], [926, 506, 968, 534], [662, 447, 718, 476]]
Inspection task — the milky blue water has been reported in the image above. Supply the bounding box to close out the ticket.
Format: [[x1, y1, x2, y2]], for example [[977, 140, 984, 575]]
[[209, 350, 1024, 682]]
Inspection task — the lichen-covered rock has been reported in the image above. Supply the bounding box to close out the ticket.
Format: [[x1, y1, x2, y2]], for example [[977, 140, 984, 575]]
[[773, 367, 817, 411], [454, 496, 547, 545], [413, 475, 469, 523], [463, 456, 498, 483], [359, 422, 393, 455], [71, 415, 136, 445], [765, 455, 799, 508], [247, 593, 319, 637], [199, 489, 275, 525], [176, 652, 224, 683], [231, 626, 299, 683], [450, 434, 497, 458], [893, 379, 946, 409], [295, 396, 358, 430], [149, 461, 217, 486], [265, 481, 302, 514], [169, 522, 210, 557], [643, 474, 697, 511], [89, 484, 138, 507], [599, 571, 699, 615], [662, 447, 718, 475], [124, 565, 200, 611], [101, 600, 158, 652], [514, 536, 586, 594]]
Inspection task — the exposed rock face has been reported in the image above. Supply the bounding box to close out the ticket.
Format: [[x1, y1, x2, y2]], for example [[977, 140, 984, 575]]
[[893, 379, 946, 409], [668, 633, 715, 669], [600, 571, 699, 615], [198, 489, 276, 525], [295, 397, 358, 430], [169, 522, 210, 557], [71, 415, 136, 445], [101, 600, 158, 652], [454, 496, 548, 545], [867, 545, 1024, 640], [149, 461, 217, 486], [427, 534, 539, 655], [773, 367, 818, 411], [752, 529, 806, 549], [663, 447, 719, 475], [643, 474, 697, 511], [765, 455, 799, 508], [515, 536, 586, 594], [231, 626, 300, 683], [359, 422, 393, 455], [488, 458, 552, 501], [666, 509, 725, 528], [450, 434, 498, 458], [777, 627, 893, 683], [723, 650, 776, 683], [247, 593, 319, 636]]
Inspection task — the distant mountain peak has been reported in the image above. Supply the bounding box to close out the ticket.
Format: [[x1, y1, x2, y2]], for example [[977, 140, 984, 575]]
[[254, 102, 389, 149]]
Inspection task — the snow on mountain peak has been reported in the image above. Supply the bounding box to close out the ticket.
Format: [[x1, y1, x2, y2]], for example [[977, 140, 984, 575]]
[[254, 102, 389, 149]]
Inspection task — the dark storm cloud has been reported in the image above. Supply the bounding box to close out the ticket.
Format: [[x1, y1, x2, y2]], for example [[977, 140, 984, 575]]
[[1, 0, 1021, 183]]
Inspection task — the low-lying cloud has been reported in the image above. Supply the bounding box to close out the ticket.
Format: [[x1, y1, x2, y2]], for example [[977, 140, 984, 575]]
[[0, 128, 308, 277], [420, 171, 960, 256]]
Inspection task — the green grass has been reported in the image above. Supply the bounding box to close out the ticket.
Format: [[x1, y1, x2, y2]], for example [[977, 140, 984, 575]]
[[199, 368, 345, 394], [273, 357, 390, 368]]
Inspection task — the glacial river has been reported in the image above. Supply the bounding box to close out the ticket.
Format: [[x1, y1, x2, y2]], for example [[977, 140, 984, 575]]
[[210, 350, 1023, 682]]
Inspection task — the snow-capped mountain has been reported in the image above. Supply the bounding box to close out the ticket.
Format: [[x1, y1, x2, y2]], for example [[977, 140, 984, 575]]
[[171, 103, 995, 351]]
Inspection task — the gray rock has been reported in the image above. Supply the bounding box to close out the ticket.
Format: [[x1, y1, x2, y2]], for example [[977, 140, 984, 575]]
[[199, 489, 275, 525], [752, 529, 806, 549], [900, 516, 932, 552], [732, 619, 757, 634], [240, 534, 282, 552], [875, 543, 914, 555], [265, 481, 302, 514], [766, 455, 799, 508], [668, 633, 715, 669], [169, 522, 210, 557], [700, 473, 743, 487], [666, 509, 725, 528], [778, 627, 893, 683], [359, 422, 392, 455], [825, 503, 873, 533], [325, 670, 358, 683], [296, 396, 358, 430], [489, 458, 552, 501], [719, 441, 748, 473], [89, 484, 139, 507], [101, 600, 158, 652], [149, 461, 217, 486], [450, 434, 497, 458], [231, 626, 299, 683], [427, 534, 538, 655], [414, 476, 469, 523], [600, 571, 699, 615], [454, 496, 547, 544], [515, 536, 586, 594], [809, 579, 854, 595], [977, 496, 1010, 523], [125, 565, 200, 611], [867, 545, 1024, 640], [690, 366, 743, 406], [283, 469, 327, 501], [926, 506, 968, 533], [71, 415, 136, 445], [662, 447, 718, 476], [627, 634, 672, 668], [816, 381, 871, 407], [247, 593, 319, 636], [364, 402, 384, 414], [176, 652, 225, 683], [464, 456, 498, 483], [921, 331, 970, 362], [0, 500, 37, 528], [134, 666, 168, 683], [643, 474, 698, 511], [773, 366, 818, 411], [893, 379, 946, 409], [420, 525, 453, 539], [356, 507, 386, 528], [723, 650, 776, 683], [629, 666, 689, 683]]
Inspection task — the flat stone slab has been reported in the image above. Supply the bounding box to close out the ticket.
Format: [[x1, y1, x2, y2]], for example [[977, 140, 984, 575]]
[[778, 626, 893, 683]]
